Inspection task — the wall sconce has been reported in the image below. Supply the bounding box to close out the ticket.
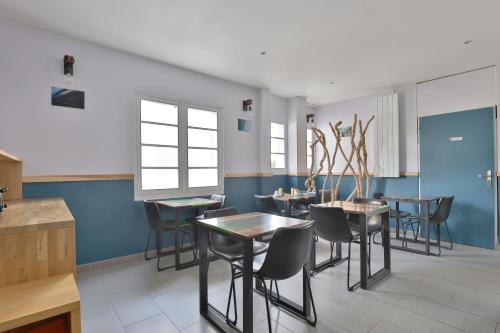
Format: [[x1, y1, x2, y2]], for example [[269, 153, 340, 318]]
[[243, 99, 252, 111], [64, 55, 74, 82]]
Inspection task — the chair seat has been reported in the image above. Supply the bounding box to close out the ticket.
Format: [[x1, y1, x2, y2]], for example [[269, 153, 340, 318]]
[[233, 253, 266, 273], [390, 209, 411, 218], [211, 241, 268, 262], [291, 208, 310, 216], [348, 221, 382, 235]]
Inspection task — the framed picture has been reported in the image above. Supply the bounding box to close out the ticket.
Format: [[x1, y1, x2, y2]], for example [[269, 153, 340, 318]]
[[238, 118, 251, 132], [51, 87, 85, 109]]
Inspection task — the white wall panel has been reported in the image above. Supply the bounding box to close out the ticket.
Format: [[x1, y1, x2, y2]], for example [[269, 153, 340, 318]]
[[375, 93, 399, 177]]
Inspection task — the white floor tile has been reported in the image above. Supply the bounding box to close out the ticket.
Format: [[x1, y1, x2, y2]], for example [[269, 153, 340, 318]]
[[83, 311, 126, 333], [110, 289, 162, 326], [125, 314, 179, 333]]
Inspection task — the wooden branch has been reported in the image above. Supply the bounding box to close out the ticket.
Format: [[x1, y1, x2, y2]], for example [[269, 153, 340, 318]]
[[336, 114, 358, 201]]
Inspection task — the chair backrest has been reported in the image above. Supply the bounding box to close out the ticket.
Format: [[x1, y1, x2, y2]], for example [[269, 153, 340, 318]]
[[351, 197, 386, 226], [319, 189, 332, 203], [204, 207, 240, 251], [309, 205, 353, 242], [373, 192, 384, 199], [204, 207, 239, 219], [257, 223, 314, 280], [210, 194, 226, 209], [255, 195, 279, 214], [143, 200, 163, 230], [432, 196, 454, 223]]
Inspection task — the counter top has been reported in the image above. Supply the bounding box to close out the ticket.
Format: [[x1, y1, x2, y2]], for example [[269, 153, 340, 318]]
[[0, 198, 75, 235]]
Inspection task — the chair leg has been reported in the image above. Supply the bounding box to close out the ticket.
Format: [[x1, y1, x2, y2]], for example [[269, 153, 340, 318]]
[[432, 223, 441, 256], [269, 280, 280, 305], [347, 241, 352, 290], [304, 267, 317, 326], [368, 234, 372, 277], [226, 266, 238, 325], [260, 278, 273, 333], [414, 222, 420, 242], [144, 229, 153, 261], [444, 221, 453, 249], [402, 221, 408, 248]]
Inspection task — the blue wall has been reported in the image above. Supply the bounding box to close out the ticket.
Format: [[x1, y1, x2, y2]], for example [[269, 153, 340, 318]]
[[23, 175, 421, 265]]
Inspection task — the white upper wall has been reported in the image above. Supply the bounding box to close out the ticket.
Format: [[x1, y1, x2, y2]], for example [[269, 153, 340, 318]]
[[417, 67, 497, 117], [315, 66, 499, 174], [0, 18, 265, 176]]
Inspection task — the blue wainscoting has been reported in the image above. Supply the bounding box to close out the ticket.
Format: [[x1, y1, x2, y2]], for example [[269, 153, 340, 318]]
[[23, 174, 421, 265]]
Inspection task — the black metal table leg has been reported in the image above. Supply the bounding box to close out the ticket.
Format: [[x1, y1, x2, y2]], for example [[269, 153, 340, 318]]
[[311, 238, 346, 275], [383, 211, 391, 271], [395, 201, 400, 239], [242, 239, 254, 333], [199, 225, 209, 315], [424, 201, 430, 255], [359, 215, 368, 290]]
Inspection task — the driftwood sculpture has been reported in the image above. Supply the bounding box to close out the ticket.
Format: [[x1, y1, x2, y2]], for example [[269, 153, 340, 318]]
[[305, 113, 375, 202]]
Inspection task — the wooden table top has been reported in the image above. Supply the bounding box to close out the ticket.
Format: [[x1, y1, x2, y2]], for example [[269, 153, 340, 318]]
[[0, 198, 75, 236], [196, 212, 310, 239], [156, 198, 222, 209], [273, 192, 316, 202], [381, 195, 440, 203], [0, 273, 80, 332], [315, 201, 389, 216]]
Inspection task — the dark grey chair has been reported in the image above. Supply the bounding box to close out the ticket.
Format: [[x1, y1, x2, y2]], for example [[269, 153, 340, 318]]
[[309, 205, 360, 291], [234, 223, 317, 332], [373, 192, 412, 239], [349, 197, 386, 276], [255, 195, 282, 215], [402, 196, 454, 256], [203, 207, 268, 325], [143, 200, 195, 271]]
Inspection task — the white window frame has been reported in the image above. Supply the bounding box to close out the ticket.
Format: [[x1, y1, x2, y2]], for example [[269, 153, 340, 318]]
[[306, 128, 313, 170], [270, 121, 286, 170], [134, 92, 224, 200]]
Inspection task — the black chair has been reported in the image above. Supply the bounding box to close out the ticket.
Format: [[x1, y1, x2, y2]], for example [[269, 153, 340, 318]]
[[203, 207, 268, 325], [309, 205, 360, 290], [373, 192, 411, 238], [402, 196, 454, 256], [233, 223, 317, 332], [255, 195, 283, 215], [143, 200, 196, 271], [319, 189, 332, 203], [349, 198, 386, 276]]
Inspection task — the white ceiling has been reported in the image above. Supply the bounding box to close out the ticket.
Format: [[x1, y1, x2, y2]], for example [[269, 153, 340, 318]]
[[1, 0, 499, 105]]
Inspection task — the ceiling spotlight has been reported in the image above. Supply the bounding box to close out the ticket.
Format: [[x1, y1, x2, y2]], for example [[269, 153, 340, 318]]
[[260, 51, 267, 55], [464, 40, 472, 45], [329, 81, 335, 85]]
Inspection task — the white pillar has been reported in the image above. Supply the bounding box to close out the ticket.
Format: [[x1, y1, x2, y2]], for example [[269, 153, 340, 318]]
[[287, 97, 308, 175]]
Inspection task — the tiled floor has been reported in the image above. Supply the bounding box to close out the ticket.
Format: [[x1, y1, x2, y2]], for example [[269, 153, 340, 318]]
[[78, 237, 500, 333]]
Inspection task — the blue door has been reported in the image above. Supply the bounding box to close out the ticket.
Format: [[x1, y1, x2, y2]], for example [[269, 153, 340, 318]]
[[419, 107, 497, 249]]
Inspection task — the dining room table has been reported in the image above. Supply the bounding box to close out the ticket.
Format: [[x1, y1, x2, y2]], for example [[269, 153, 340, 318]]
[[314, 201, 391, 290], [156, 197, 222, 270], [381, 195, 440, 256], [272, 191, 316, 216], [195, 212, 313, 333]]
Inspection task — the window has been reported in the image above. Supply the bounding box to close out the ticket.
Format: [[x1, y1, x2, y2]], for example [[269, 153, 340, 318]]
[[307, 128, 313, 169], [135, 94, 223, 200], [270, 122, 285, 169]]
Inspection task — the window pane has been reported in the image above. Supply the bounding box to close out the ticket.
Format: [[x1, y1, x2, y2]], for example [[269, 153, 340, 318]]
[[188, 128, 217, 148], [188, 168, 218, 188], [307, 129, 313, 143], [271, 138, 285, 153], [141, 99, 178, 125], [141, 169, 178, 190], [307, 145, 312, 156], [141, 123, 178, 146], [188, 108, 217, 129], [271, 154, 285, 169], [141, 146, 178, 167], [307, 156, 312, 169], [271, 123, 285, 138], [188, 149, 217, 167]]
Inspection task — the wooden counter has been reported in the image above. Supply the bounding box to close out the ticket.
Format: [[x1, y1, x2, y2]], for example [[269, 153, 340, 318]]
[[0, 198, 76, 288], [0, 274, 80, 333]]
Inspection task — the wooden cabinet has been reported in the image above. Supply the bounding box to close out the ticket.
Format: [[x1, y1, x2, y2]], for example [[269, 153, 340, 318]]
[[0, 198, 76, 288], [0, 274, 80, 333], [0, 149, 22, 201]]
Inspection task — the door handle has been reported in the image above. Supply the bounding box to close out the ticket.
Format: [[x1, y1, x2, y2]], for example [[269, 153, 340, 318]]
[[477, 170, 492, 187]]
